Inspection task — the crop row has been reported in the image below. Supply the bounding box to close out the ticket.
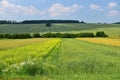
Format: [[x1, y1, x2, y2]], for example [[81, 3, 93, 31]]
[[0, 39, 61, 74]]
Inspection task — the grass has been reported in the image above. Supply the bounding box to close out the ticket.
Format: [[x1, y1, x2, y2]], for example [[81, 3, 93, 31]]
[[0, 38, 120, 80], [0, 23, 120, 37], [0, 38, 50, 50], [77, 38, 120, 47]]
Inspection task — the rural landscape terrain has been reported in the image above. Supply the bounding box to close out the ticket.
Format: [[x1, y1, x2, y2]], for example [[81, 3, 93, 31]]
[[0, 22, 120, 80], [0, 0, 120, 80]]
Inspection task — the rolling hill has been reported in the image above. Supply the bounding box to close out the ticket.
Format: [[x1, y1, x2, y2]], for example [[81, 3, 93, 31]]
[[0, 23, 120, 37]]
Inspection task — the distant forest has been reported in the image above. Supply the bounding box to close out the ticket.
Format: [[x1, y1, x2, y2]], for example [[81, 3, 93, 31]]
[[0, 20, 85, 24], [114, 22, 120, 24]]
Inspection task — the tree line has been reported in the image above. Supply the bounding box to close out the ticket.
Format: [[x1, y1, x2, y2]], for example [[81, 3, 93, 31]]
[[0, 20, 19, 24], [0, 31, 108, 39], [0, 20, 85, 24], [21, 20, 80, 24]]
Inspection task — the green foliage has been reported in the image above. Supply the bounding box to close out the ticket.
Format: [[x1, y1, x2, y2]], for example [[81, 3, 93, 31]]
[[0, 62, 6, 76], [41, 32, 95, 38], [0, 33, 32, 39], [21, 61, 42, 76], [9, 33, 32, 39], [32, 33, 41, 38], [96, 31, 108, 37], [46, 23, 51, 27], [21, 20, 79, 24], [0, 32, 108, 38], [76, 33, 94, 37], [0, 34, 4, 38]]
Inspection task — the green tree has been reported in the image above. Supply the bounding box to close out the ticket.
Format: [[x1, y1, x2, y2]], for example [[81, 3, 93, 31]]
[[46, 23, 51, 27], [33, 33, 41, 38], [96, 31, 108, 37]]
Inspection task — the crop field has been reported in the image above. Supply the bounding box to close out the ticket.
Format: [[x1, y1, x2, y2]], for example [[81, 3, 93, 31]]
[[0, 38, 120, 80], [0, 38, 50, 50], [0, 23, 120, 37], [77, 38, 120, 47]]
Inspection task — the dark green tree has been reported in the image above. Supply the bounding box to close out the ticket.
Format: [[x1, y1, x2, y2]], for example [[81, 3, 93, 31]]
[[33, 33, 41, 38], [46, 23, 51, 27], [96, 31, 108, 37]]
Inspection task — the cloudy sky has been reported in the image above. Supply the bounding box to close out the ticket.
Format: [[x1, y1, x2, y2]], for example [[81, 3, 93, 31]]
[[0, 0, 120, 23]]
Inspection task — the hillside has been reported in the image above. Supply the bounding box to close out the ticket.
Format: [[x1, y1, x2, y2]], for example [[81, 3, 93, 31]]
[[0, 23, 120, 37]]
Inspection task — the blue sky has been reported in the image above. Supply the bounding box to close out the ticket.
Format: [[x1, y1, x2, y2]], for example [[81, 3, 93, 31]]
[[0, 0, 120, 23]]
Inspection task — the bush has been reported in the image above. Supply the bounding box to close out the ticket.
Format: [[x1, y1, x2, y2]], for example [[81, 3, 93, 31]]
[[62, 33, 76, 38], [0, 34, 4, 38], [96, 31, 108, 37], [32, 33, 41, 38], [9, 33, 32, 39], [77, 33, 94, 37], [0, 31, 108, 39]]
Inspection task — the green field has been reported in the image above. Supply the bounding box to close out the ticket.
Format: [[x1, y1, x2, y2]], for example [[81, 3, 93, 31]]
[[0, 38, 120, 80], [0, 23, 120, 37]]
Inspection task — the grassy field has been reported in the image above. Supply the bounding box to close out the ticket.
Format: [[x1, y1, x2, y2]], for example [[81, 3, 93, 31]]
[[0, 23, 120, 37], [0, 38, 120, 80]]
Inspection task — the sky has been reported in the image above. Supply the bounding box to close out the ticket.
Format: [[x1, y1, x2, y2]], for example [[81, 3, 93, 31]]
[[0, 0, 120, 23]]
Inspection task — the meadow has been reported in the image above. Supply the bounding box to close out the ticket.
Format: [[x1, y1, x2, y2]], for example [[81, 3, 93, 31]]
[[0, 23, 120, 37], [0, 38, 120, 80]]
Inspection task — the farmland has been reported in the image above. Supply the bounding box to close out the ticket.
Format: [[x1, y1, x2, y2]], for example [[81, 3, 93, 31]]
[[0, 38, 50, 50], [0, 23, 120, 80], [0, 38, 120, 80], [77, 38, 120, 47], [0, 0, 120, 79], [0, 23, 120, 37]]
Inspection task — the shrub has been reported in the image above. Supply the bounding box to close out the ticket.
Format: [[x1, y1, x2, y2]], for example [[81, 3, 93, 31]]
[[0, 31, 108, 39], [9, 33, 32, 39], [33, 33, 41, 38], [76, 33, 94, 37], [41, 33, 54, 38], [0, 34, 4, 38], [23, 33, 32, 38], [96, 31, 108, 37], [62, 33, 76, 38]]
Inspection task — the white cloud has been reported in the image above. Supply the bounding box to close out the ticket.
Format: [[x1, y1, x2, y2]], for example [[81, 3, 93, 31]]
[[0, 0, 45, 16], [0, 1, 82, 18], [108, 2, 117, 8], [108, 10, 120, 17], [90, 4, 103, 11], [48, 3, 81, 17]]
